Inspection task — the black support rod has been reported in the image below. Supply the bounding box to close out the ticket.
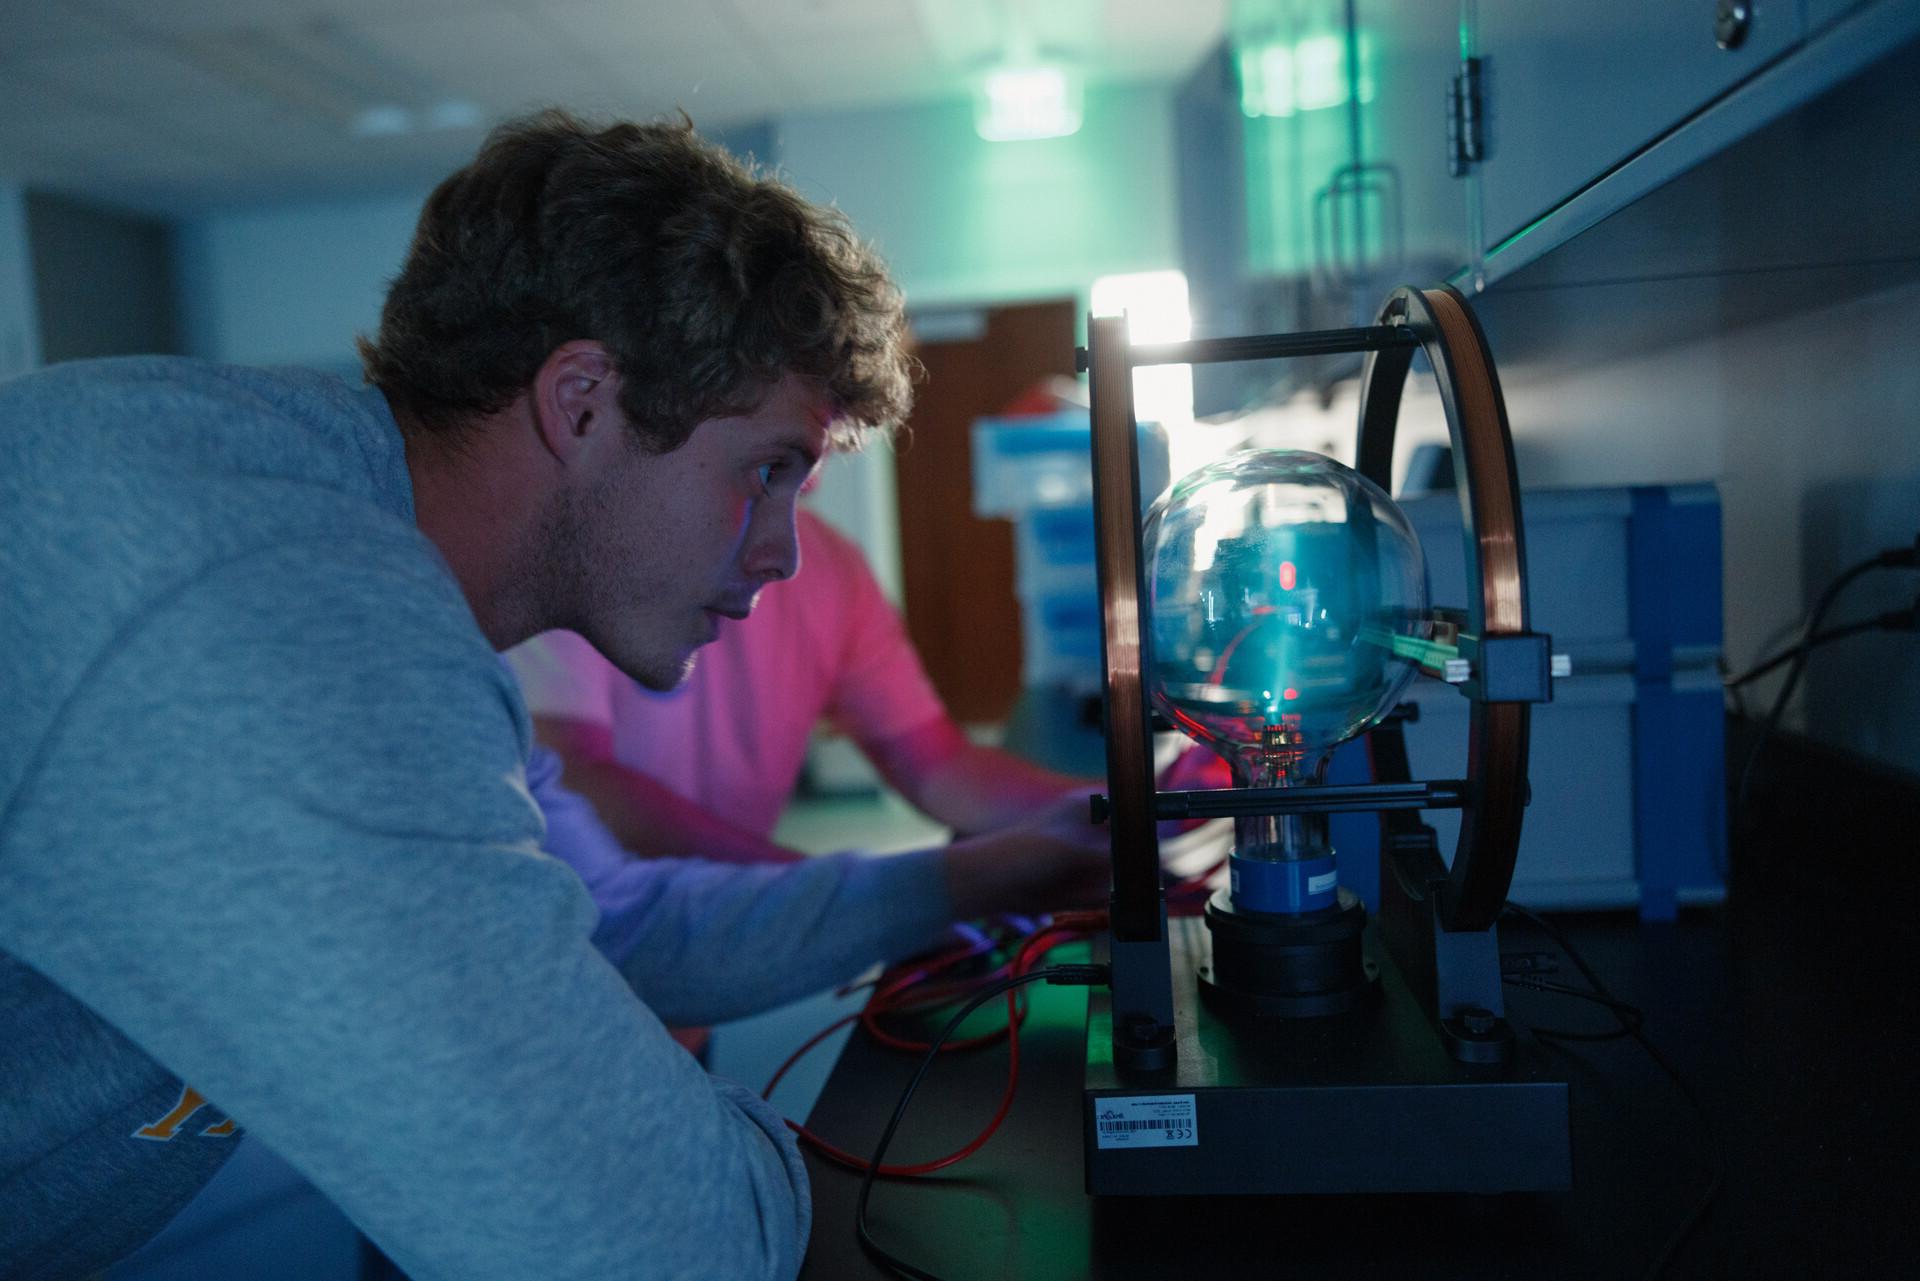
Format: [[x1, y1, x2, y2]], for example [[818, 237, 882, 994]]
[[1089, 780, 1473, 824], [1077, 325, 1420, 372], [1157, 779, 1471, 819]]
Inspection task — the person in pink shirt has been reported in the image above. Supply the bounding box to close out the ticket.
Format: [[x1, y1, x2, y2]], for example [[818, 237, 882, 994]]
[[505, 506, 1092, 867]]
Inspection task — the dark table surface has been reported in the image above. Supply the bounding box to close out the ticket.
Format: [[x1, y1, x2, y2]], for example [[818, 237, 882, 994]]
[[797, 848, 1916, 1280]]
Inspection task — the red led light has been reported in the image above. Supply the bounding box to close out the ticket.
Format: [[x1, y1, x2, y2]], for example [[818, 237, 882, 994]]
[[1283, 687, 1299, 700], [1279, 560, 1297, 590]]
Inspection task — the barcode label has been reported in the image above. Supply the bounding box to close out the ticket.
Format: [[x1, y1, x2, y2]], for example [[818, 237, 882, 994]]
[[1093, 1093, 1198, 1150]]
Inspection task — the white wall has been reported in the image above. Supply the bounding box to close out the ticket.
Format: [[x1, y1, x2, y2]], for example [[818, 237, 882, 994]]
[[174, 193, 425, 371], [0, 183, 42, 377]]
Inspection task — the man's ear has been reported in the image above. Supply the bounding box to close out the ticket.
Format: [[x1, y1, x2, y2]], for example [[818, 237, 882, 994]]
[[530, 341, 622, 464]]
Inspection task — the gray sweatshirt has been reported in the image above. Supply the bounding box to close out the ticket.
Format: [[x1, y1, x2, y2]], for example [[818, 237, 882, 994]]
[[0, 358, 953, 1280]]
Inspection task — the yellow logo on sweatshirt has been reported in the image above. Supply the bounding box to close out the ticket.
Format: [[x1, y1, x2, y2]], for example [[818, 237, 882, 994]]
[[132, 1085, 238, 1141]]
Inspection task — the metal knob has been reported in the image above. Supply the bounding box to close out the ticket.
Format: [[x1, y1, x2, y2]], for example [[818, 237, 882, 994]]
[[1715, 0, 1752, 50]]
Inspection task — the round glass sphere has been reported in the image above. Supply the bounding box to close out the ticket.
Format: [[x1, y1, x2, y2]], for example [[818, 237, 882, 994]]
[[1142, 449, 1430, 783]]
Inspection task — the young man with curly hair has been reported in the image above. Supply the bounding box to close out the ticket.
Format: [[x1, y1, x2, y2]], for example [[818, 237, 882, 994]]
[[0, 112, 1105, 1280]]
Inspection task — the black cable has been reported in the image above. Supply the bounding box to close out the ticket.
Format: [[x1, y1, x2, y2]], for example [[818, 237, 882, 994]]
[[1732, 543, 1919, 832], [1722, 615, 1890, 690], [1503, 904, 1723, 1281], [854, 964, 1109, 1281], [1503, 974, 1645, 1040]]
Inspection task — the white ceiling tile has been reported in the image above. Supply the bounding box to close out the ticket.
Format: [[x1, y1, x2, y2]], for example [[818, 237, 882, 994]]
[[905, 0, 1104, 64], [1016, 0, 1105, 58], [351, 6, 623, 116], [717, 0, 923, 40], [27, 45, 318, 156], [532, 0, 792, 125], [907, 0, 1006, 67], [3, 0, 1228, 211], [1095, 0, 1228, 77], [0, 2, 133, 63], [0, 105, 239, 192], [78, 0, 507, 39], [759, 29, 960, 112]]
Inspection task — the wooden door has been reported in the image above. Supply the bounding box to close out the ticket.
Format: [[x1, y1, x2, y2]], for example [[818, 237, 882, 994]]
[[895, 300, 1078, 724]]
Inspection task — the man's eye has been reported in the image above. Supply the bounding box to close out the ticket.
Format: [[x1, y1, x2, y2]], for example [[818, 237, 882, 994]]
[[755, 463, 777, 493]]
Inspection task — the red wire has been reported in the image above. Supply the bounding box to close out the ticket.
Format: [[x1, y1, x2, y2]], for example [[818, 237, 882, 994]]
[[761, 935, 1006, 1102], [760, 1008, 864, 1101], [772, 914, 1107, 1179], [861, 997, 1023, 1054], [761, 933, 1003, 1100]]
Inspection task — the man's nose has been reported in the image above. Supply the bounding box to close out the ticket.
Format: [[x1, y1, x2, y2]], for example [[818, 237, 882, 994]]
[[745, 504, 801, 583]]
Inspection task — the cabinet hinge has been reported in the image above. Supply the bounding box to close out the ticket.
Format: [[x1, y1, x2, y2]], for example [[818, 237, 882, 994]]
[[1448, 57, 1485, 178]]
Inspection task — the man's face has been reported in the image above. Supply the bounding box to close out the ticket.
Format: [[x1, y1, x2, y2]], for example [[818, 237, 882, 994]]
[[571, 373, 830, 690]]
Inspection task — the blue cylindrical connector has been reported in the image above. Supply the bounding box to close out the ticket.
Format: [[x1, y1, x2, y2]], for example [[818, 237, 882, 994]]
[[1229, 852, 1339, 914]]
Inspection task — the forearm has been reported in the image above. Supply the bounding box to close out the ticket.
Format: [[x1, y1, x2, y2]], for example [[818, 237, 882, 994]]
[[909, 744, 1095, 836], [879, 737, 1090, 837], [589, 848, 958, 1024], [563, 757, 803, 864], [530, 714, 802, 864], [866, 719, 1094, 837]]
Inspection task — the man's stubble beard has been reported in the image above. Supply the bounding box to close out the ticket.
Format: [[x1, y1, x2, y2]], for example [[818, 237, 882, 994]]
[[542, 471, 695, 694]]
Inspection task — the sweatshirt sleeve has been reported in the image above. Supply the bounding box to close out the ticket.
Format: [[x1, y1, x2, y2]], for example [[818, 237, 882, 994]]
[[0, 537, 808, 1281], [526, 745, 957, 1025]]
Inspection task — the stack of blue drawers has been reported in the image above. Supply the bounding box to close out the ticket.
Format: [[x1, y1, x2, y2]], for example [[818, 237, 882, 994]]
[[1332, 483, 1727, 922], [972, 411, 1170, 695]]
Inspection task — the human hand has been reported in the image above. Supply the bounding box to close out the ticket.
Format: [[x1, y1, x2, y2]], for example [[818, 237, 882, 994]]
[[937, 787, 1111, 920]]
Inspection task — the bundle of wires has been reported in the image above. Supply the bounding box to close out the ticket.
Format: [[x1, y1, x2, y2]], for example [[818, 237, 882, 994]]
[[763, 809, 1228, 1183], [759, 912, 1112, 1280], [763, 909, 1108, 1178]]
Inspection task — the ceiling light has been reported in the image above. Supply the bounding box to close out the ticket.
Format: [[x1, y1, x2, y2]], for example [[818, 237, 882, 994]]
[[350, 99, 485, 139], [351, 106, 413, 137], [975, 62, 1083, 142], [424, 100, 484, 131]]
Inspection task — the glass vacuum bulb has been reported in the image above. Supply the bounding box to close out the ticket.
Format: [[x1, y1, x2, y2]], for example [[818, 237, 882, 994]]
[[1143, 449, 1430, 784]]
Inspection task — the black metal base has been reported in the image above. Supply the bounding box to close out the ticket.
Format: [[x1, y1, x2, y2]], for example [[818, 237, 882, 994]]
[[1083, 915, 1571, 1196], [1199, 887, 1381, 1019]]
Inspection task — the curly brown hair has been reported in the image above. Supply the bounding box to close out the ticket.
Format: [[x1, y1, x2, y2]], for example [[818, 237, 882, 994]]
[[358, 110, 914, 452]]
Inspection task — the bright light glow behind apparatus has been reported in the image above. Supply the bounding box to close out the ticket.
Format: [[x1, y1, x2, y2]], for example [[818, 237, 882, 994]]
[[1142, 449, 1428, 785], [1090, 271, 1197, 485]]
